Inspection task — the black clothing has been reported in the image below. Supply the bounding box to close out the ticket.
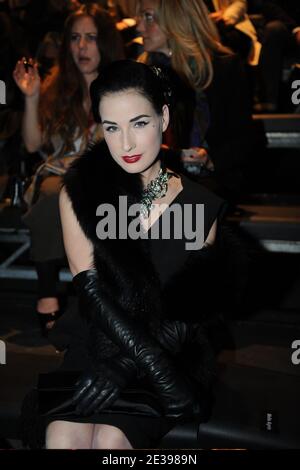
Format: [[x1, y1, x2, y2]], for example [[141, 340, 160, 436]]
[[203, 0, 252, 60], [22, 175, 65, 262], [72, 269, 204, 420], [23, 140, 225, 448], [146, 52, 253, 198], [35, 260, 61, 298], [248, 0, 299, 107], [248, 1, 299, 33], [205, 54, 253, 192]]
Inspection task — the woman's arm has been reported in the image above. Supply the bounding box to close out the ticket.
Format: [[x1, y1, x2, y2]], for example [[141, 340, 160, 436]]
[[13, 59, 43, 152], [59, 187, 94, 275], [204, 219, 217, 247], [22, 94, 42, 153], [222, 0, 247, 25], [59, 187, 139, 414]]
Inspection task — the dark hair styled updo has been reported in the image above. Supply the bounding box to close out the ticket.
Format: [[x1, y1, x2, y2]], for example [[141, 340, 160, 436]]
[[90, 60, 172, 123]]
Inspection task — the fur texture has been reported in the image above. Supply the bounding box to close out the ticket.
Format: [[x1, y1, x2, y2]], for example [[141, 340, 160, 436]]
[[63, 140, 224, 383], [64, 140, 162, 326]]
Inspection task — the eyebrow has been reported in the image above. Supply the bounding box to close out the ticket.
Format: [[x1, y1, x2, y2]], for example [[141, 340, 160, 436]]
[[71, 31, 97, 34], [102, 114, 151, 125]]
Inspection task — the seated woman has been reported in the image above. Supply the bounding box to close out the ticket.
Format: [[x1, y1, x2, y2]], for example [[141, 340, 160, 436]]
[[21, 61, 223, 449], [136, 0, 254, 201], [22, 60, 226, 449], [12, 3, 124, 336], [205, 0, 260, 64]]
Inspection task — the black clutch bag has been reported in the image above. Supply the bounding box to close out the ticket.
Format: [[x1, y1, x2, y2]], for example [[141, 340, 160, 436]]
[[37, 371, 163, 418]]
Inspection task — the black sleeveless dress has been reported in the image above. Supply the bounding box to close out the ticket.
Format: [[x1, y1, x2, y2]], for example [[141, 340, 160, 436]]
[[26, 174, 225, 449]]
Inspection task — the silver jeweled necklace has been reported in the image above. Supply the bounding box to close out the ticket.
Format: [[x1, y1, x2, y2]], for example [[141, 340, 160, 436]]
[[140, 168, 173, 218]]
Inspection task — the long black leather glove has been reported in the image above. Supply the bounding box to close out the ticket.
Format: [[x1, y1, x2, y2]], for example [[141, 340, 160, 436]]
[[154, 320, 216, 385], [72, 355, 137, 416], [73, 269, 200, 419], [152, 319, 215, 420]]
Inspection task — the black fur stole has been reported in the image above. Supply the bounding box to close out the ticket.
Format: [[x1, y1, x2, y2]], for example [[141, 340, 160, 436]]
[[63, 139, 163, 329]]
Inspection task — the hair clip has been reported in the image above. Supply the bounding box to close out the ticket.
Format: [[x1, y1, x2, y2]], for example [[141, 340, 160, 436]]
[[151, 65, 162, 78], [150, 66, 172, 104]]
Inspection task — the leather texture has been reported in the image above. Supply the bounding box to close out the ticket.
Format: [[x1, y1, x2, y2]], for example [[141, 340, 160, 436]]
[[73, 270, 203, 419], [72, 356, 138, 416], [62, 140, 227, 422]]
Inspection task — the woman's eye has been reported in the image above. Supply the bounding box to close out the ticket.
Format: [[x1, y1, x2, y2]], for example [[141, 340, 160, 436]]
[[70, 34, 97, 42], [104, 126, 118, 133], [87, 34, 97, 42], [134, 121, 149, 128], [144, 12, 155, 24]]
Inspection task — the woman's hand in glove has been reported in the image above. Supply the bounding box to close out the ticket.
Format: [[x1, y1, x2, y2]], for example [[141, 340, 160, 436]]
[[73, 270, 203, 419], [72, 368, 120, 416], [72, 356, 137, 416]]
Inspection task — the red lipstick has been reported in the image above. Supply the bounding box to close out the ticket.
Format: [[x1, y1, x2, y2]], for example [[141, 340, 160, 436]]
[[122, 155, 142, 163]]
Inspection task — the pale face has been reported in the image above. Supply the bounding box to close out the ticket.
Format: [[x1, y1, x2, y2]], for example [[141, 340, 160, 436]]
[[136, 0, 169, 55], [99, 89, 169, 182], [70, 16, 101, 79]]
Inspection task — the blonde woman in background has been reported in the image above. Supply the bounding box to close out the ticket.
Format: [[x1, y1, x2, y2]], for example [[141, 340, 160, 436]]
[[136, 0, 254, 202]]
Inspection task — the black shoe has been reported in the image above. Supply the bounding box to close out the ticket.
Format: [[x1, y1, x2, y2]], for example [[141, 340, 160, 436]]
[[36, 310, 64, 337]]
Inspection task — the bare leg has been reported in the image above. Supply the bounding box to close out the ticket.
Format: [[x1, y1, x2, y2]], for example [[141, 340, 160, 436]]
[[92, 424, 133, 449], [46, 421, 94, 449], [37, 297, 60, 329]]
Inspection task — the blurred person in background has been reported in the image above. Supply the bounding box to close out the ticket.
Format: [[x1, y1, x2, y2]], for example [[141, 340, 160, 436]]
[[136, 0, 254, 202], [13, 3, 124, 336]]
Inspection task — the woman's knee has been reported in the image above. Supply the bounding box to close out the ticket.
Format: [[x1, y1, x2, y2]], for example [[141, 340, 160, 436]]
[[46, 420, 94, 449], [92, 424, 133, 449]]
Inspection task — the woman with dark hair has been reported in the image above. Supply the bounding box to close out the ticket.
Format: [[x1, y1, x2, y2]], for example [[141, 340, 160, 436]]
[[13, 3, 124, 335], [22, 59, 227, 449]]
